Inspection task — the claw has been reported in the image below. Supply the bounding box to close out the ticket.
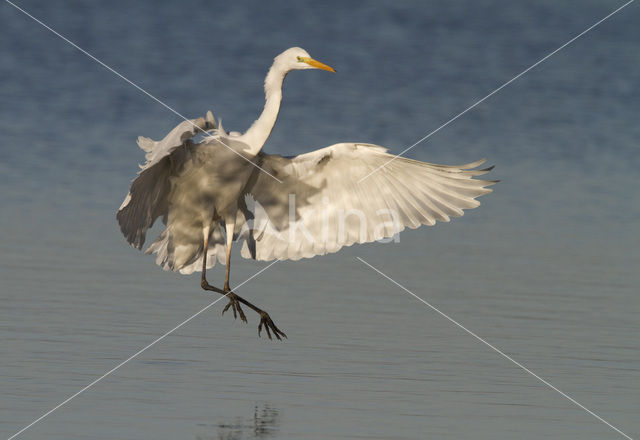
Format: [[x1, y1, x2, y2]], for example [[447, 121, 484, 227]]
[[222, 300, 232, 316], [237, 304, 247, 323], [258, 311, 286, 341], [222, 292, 247, 323]]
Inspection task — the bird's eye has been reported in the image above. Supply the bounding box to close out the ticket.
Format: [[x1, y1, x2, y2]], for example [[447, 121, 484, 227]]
[[297, 56, 304, 62]]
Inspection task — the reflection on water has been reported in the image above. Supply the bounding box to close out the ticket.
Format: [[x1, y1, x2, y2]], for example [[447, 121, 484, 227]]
[[196, 404, 281, 440]]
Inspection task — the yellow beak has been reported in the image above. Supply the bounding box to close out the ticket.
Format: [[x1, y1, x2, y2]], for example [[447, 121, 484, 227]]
[[301, 57, 336, 73]]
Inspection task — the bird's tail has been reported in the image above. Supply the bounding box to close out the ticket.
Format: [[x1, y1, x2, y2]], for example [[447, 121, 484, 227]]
[[145, 226, 227, 274]]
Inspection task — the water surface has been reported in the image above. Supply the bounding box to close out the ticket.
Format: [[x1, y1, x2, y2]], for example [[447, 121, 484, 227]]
[[1, 1, 639, 439]]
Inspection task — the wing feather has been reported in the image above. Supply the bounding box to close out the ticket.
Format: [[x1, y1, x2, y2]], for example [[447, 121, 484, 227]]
[[240, 143, 496, 261], [117, 113, 217, 249]]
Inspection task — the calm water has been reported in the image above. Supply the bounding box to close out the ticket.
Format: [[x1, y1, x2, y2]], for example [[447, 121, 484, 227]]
[[1, 1, 639, 439]]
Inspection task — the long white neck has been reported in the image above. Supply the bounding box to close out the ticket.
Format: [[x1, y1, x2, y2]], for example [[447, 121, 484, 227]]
[[241, 64, 285, 154]]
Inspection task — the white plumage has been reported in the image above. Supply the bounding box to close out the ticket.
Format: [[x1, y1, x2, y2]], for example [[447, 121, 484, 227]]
[[239, 144, 494, 262], [117, 47, 496, 339]]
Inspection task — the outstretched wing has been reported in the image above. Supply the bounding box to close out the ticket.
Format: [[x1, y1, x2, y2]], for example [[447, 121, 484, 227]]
[[116, 113, 216, 249], [239, 143, 496, 261]]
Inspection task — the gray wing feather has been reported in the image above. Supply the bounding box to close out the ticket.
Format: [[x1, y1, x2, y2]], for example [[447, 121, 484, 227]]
[[116, 113, 217, 249], [117, 155, 172, 249]]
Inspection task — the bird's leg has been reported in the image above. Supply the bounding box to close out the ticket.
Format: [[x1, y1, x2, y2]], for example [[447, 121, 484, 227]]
[[200, 226, 225, 294], [218, 221, 247, 323], [199, 225, 246, 322], [220, 222, 287, 340], [198, 225, 285, 339], [223, 223, 233, 292]]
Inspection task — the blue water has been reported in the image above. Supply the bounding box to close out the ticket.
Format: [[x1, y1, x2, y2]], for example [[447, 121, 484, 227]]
[[1, 1, 639, 439]]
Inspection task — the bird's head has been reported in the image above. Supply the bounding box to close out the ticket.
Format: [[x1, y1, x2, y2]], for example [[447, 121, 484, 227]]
[[274, 47, 336, 73]]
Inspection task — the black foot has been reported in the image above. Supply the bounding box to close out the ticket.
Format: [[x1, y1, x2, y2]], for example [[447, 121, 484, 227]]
[[258, 311, 287, 340], [222, 292, 248, 323]]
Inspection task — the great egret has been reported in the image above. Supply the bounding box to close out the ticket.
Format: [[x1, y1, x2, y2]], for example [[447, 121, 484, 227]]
[[117, 47, 496, 340]]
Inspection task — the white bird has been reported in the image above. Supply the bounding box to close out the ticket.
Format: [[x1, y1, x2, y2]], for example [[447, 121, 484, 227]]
[[117, 47, 496, 340]]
